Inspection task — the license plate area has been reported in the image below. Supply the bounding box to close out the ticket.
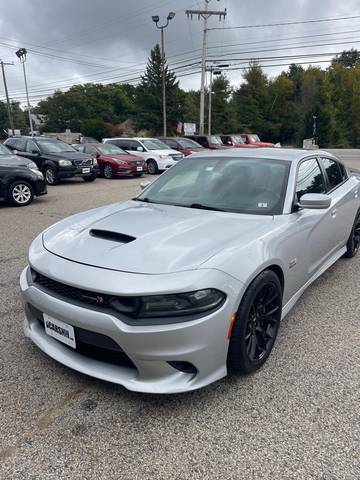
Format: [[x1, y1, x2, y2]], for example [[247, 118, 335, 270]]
[[136, 167, 143, 171], [82, 167, 91, 174], [44, 313, 76, 349]]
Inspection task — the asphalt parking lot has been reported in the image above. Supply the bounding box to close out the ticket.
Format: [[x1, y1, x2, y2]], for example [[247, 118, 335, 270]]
[[0, 150, 359, 480]]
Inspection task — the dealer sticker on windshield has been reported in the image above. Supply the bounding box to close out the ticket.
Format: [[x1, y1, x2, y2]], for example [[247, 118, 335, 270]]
[[257, 202, 268, 208], [44, 314, 76, 349]]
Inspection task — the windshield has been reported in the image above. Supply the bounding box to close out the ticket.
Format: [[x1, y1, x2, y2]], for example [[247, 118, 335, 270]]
[[209, 135, 222, 145], [178, 138, 202, 148], [250, 135, 260, 142], [136, 157, 290, 215], [0, 144, 11, 155], [37, 139, 76, 153], [232, 135, 246, 144], [142, 139, 170, 150], [98, 144, 126, 155]]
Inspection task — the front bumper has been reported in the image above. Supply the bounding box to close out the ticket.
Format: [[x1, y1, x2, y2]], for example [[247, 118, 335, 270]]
[[57, 165, 99, 179], [33, 178, 47, 196], [20, 255, 242, 393], [157, 157, 177, 171]]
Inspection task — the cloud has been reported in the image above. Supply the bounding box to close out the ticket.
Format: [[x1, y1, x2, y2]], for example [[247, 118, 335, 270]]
[[0, 0, 359, 104]]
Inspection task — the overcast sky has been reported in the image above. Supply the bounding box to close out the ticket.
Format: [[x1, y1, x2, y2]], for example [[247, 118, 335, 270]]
[[0, 0, 359, 105]]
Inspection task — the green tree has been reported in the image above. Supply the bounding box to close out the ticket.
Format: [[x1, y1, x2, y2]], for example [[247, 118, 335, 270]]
[[209, 74, 236, 133], [80, 118, 109, 140], [135, 44, 183, 134]]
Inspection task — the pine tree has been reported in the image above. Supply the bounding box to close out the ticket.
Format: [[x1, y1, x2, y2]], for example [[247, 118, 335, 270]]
[[135, 44, 183, 134]]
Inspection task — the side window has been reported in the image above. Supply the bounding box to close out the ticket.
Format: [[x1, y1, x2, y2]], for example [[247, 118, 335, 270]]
[[129, 140, 141, 151], [5, 139, 15, 149], [296, 158, 325, 199], [26, 140, 39, 154], [196, 137, 206, 147], [109, 140, 123, 149], [164, 139, 177, 149], [320, 157, 345, 190], [84, 145, 95, 154], [15, 138, 27, 151]]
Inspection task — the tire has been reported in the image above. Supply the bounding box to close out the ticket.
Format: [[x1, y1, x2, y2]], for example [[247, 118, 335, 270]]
[[344, 209, 360, 258], [83, 175, 97, 182], [103, 163, 114, 179], [44, 166, 59, 185], [227, 270, 282, 375], [8, 180, 34, 207], [147, 159, 158, 175]]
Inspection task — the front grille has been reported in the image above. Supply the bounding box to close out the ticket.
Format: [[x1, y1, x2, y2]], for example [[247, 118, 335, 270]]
[[28, 304, 136, 368], [31, 269, 138, 316], [74, 158, 92, 166]]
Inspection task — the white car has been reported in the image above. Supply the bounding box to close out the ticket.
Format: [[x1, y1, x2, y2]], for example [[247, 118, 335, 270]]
[[102, 137, 183, 174]]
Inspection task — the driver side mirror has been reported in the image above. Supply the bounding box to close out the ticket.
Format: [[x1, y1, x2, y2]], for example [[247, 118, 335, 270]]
[[13, 149, 18, 155], [137, 146, 144, 152], [297, 193, 331, 210], [31, 149, 39, 155]]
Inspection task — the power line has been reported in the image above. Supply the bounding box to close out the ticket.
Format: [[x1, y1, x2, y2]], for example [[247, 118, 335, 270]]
[[209, 14, 360, 31]]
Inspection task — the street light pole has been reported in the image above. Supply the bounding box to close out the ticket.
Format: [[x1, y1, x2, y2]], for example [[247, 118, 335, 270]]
[[15, 48, 34, 136], [152, 12, 175, 137], [0, 60, 15, 136]]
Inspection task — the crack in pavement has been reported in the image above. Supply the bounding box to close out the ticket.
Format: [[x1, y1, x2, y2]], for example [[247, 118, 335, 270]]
[[0, 388, 85, 461]]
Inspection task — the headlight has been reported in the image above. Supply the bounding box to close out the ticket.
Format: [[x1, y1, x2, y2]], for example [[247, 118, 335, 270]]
[[114, 158, 127, 165], [158, 154, 170, 159], [93, 158, 98, 166], [58, 159, 72, 167], [131, 289, 226, 318], [27, 163, 44, 178]]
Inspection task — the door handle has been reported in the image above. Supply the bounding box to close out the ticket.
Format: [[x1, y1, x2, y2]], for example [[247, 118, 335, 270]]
[[331, 209, 337, 218], [354, 190, 359, 199]]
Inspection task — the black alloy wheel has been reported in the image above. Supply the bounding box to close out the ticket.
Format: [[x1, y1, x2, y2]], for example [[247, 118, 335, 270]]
[[227, 270, 282, 374], [103, 163, 114, 179], [147, 159, 158, 175], [345, 210, 360, 258]]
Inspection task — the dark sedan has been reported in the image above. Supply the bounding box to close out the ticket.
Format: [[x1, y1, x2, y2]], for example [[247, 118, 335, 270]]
[[0, 143, 47, 206], [76, 143, 147, 178]]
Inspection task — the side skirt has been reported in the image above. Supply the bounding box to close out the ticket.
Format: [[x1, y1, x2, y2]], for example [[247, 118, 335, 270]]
[[281, 246, 347, 320]]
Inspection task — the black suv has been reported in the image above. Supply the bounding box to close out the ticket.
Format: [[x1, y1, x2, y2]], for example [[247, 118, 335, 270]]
[[4, 136, 99, 185], [0, 143, 47, 206]]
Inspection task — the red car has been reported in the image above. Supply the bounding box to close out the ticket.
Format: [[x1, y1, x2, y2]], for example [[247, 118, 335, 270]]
[[219, 134, 258, 148], [238, 134, 275, 148], [184, 135, 230, 150], [158, 137, 208, 156], [77, 143, 147, 178]]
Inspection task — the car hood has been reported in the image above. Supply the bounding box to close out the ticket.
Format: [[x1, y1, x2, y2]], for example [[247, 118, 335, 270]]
[[0, 154, 33, 167], [101, 154, 143, 162], [42, 201, 276, 274], [45, 151, 92, 161], [147, 149, 180, 156]]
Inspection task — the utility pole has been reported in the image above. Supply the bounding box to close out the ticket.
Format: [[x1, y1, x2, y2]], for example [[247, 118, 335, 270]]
[[0, 60, 15, 136], [312, 114, 317, 145], [152, 12, 176, 137], [186, 1, 226, 135]]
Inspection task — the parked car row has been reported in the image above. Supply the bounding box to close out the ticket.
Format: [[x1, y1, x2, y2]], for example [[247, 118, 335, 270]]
[[0, 132, 275, 207]]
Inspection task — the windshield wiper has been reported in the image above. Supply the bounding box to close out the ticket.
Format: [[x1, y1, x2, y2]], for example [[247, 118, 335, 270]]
[[188, 203, 225, 212], [132, 197, 151, 202]]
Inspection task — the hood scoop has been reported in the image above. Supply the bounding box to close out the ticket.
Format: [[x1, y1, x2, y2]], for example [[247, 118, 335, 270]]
[[89, 229, 136, 244]]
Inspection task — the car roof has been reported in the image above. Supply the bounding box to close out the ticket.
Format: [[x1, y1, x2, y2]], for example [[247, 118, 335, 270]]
[[190, 147, 339, 163]]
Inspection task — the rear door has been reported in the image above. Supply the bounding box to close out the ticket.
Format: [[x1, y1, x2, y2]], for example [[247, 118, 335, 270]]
[[24, 140, 43, 169]]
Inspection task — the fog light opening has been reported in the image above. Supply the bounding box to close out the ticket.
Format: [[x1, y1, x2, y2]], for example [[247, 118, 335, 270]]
[[167, 361, 197, 375]]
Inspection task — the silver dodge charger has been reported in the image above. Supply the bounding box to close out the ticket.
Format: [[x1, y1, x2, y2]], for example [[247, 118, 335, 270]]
[[20, 148, 360, 393]]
